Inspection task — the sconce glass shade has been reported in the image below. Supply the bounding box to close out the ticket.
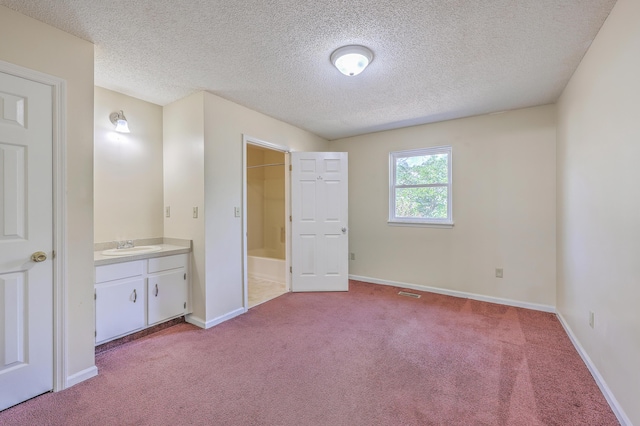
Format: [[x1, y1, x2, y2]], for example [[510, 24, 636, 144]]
[[330, 45, 373, 76], [109, 110, 130, 133]]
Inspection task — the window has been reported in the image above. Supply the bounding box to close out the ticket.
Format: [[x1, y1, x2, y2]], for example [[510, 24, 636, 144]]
[[389, 146, 453, 226]]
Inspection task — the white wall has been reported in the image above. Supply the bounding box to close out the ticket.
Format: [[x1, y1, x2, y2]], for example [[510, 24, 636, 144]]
[[247, 146, 286, 257], [163, 92, 206, 320], [247, 146, 266, 251], [202, 92, 328, 323], [94, 87, 164, 243], [262, 149, 286, 258], [163, 90, 328, 327], [329, 105, 557, 308], [0, 6, 95, 383], [557, 0, 640, 423]]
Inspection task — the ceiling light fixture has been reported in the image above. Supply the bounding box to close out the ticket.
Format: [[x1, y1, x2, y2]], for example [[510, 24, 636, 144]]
[[109, 110, 130, 133], [330, 45, 373, 77]]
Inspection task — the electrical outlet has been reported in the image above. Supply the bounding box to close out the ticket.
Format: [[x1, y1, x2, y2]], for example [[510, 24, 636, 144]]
[[165, 206, 170, 218], [192, 207, 198, 218], [495, 268, 503, 278], [589, 311, 595, 328], [350, 252, 355, 261]]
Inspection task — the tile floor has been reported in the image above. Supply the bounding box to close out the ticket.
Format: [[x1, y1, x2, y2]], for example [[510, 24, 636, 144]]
[[248, 276, 287, 308]]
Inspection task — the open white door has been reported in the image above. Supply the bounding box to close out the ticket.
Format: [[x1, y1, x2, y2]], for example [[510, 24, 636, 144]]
[[0, 72, 54, 410], [291, 152, 348, 292]]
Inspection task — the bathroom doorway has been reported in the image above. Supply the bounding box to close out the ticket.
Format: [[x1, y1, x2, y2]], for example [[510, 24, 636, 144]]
[[242, 137, 290, 308]]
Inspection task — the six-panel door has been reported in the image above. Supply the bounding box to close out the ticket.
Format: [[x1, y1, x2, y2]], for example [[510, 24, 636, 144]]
[[291, 152, 349, 292], [0, 72, 54, 411]]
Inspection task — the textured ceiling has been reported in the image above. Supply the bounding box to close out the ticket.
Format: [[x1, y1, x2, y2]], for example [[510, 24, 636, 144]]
[[0, 0, 617, 140]]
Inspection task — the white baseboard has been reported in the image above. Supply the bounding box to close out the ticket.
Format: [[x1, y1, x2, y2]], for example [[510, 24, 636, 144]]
[[185, 307, 246, 330], [185, 314, 206, 328], [556, 312, 632, 426], [65, 365, 98, 388], [349, 275, 556, 313]]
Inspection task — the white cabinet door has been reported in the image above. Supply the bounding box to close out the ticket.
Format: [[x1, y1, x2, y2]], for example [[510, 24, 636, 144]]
[[147, 270, 186, 325], [95, 278, 145, 344], [291, 152, 349, 292]]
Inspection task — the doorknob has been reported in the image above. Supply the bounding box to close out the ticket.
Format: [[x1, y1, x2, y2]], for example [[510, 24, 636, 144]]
[[31, 251, 47, 262], [341, 227, 347, 233]]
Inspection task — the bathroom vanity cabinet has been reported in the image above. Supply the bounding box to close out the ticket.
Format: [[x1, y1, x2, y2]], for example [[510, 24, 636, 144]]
[[94, 254, 189, 345]]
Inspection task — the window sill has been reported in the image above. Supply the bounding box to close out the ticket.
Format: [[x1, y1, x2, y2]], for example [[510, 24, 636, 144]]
[[387, 220, 454, 229]]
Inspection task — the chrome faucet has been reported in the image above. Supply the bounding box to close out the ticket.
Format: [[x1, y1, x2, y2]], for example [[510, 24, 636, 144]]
[[116, 240, 135, 249]]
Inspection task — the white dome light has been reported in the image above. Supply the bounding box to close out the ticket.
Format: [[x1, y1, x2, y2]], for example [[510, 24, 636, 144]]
[[330, 45, 374, 77]]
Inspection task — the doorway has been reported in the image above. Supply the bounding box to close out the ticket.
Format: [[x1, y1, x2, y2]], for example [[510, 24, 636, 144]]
[[242, 137, 290, 308]]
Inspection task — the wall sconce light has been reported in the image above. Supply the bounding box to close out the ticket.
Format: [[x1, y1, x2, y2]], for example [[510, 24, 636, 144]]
[[330, 45, 374, 76], [109, 110, 130, 133]]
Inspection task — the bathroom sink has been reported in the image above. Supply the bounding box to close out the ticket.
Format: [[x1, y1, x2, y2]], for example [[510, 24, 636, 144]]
[[101, 245, 163, 256]]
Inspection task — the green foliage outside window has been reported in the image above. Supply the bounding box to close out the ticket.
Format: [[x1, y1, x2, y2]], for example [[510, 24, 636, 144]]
[[396, 186, 448, 219], [393, 151, 450, 221], [396, 154, 448, 186]]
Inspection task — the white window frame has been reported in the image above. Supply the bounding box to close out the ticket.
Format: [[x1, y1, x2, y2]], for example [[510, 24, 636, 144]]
[[389, 146, 453, 227]]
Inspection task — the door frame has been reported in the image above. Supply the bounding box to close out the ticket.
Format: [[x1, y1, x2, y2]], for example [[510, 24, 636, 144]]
[[0, 59, 68, 392], [241, 135, 291, 310]]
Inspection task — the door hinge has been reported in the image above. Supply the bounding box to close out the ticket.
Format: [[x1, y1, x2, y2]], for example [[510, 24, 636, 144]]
[[94, 292, 96, 300], [184, 273, 187, 280], [290, 266, 292, 273], [289, 215, 292, 222], [289, 165, 292, 171], [94, 331, 97, 337], [184, 302, 187, 309], [52, 250, 56, 259]]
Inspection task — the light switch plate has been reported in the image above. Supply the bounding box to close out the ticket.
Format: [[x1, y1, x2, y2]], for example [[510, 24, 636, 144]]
[[193, 207, 198, 218]]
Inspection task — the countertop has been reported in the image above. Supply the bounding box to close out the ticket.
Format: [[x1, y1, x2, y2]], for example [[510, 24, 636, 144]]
[[94, 238, 192, 266]]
